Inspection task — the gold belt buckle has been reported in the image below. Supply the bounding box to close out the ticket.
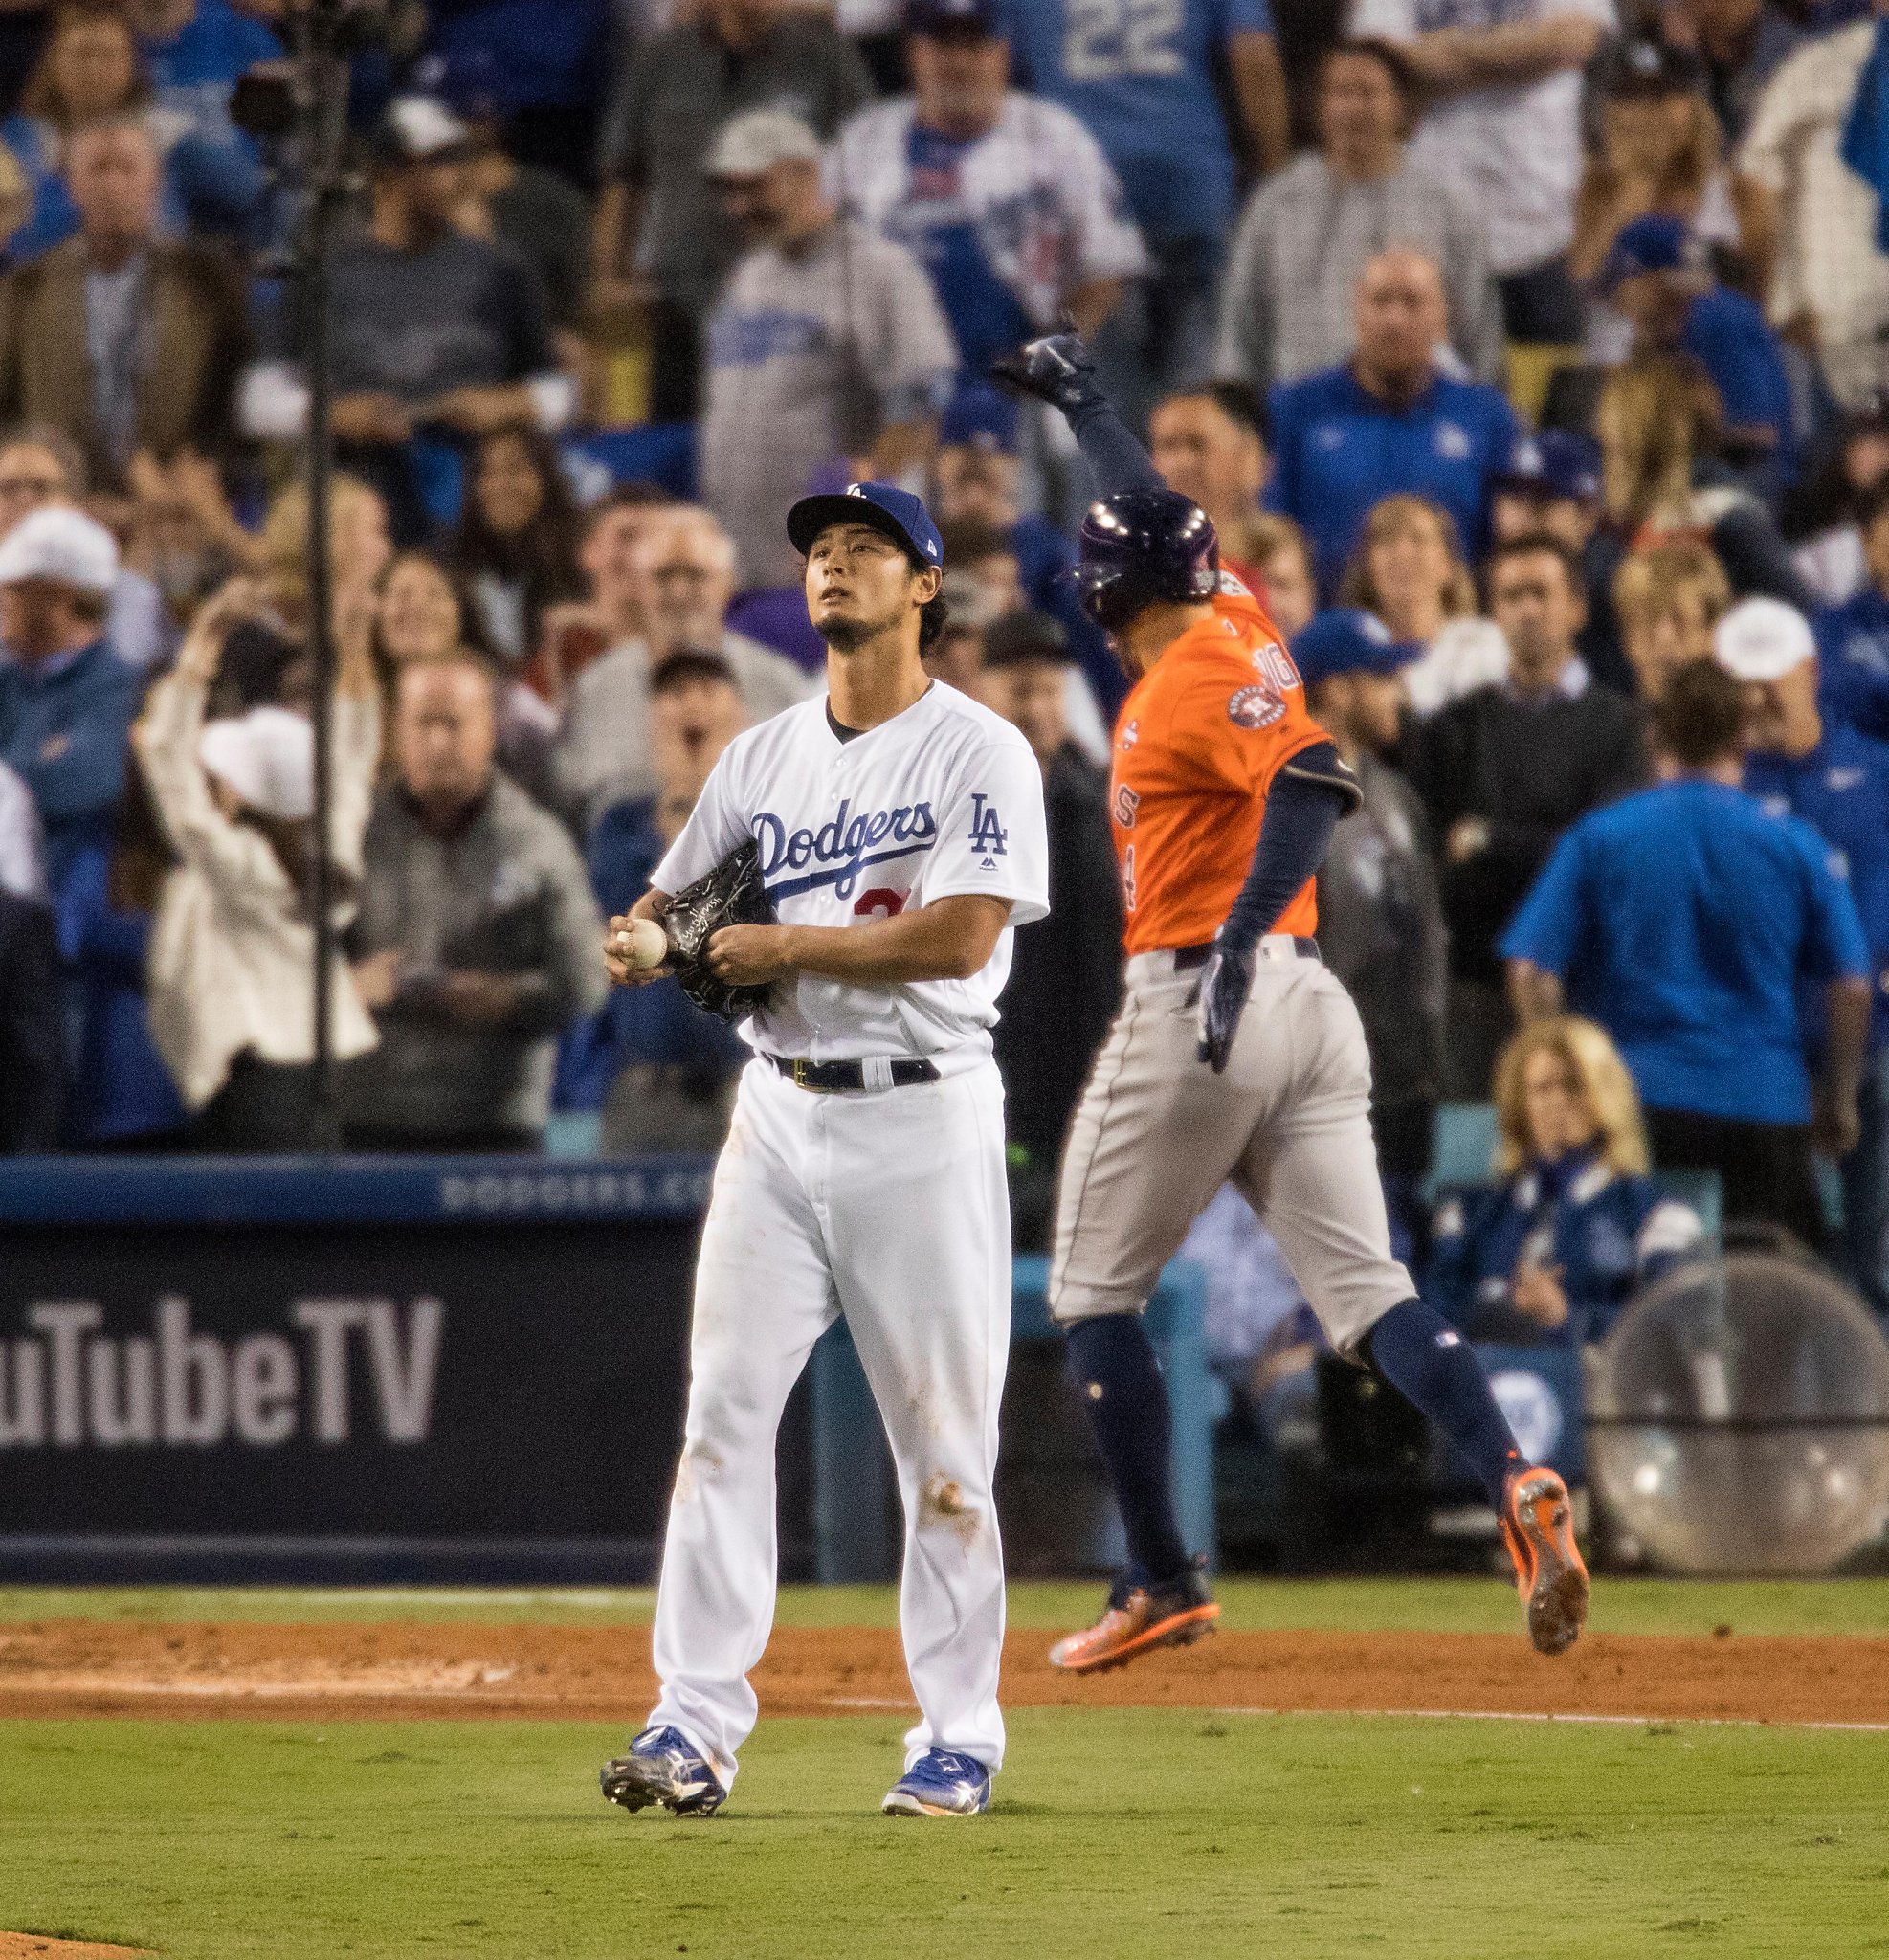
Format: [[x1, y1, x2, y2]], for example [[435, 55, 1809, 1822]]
[[791, 1058, 824, 1092]]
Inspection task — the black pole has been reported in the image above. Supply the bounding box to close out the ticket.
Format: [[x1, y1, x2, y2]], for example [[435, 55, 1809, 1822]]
[[300, 8, 351, 1151]]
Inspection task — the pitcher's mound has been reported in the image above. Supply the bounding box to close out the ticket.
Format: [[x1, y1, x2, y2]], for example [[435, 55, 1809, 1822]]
[[0, 1936, 149, 1957]]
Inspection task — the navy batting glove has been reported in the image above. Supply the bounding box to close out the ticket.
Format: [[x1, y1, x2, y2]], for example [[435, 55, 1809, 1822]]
[[1195, 944, 1253, 1073], [989, 331, 1101, 414]]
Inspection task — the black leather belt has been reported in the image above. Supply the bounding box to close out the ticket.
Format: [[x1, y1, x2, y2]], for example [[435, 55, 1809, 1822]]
[[1171, 937, 1320, 971], [769, 1055, 942, 1093]]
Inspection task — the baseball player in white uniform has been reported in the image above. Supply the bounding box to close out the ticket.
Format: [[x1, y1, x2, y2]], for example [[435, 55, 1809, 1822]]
[[599, 483, 1048, 1820]]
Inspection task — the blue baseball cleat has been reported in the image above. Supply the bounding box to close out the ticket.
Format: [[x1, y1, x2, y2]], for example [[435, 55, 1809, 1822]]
[[599, 1726, 727, 1817], [882, 1748, 991, 1817]]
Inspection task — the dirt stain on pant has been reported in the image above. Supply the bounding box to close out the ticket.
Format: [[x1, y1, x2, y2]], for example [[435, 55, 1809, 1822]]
[[921, 1472, 979, 1548]]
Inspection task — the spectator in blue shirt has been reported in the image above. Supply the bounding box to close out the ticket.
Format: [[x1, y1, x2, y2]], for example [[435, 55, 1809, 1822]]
[[1600, 213, 1797, 484], [129, 0, 276, 241], [1717, 595, 1889, 1310], [0, 505, 139, 904], [557, 647, 746, 1154], [1002, 0, 1289, 420], [1428, 1015, 1705, 1345], [1815, 478, 1889, 743], [1265, 247, 1520, 590], [1503, 657, 1874, 1249]]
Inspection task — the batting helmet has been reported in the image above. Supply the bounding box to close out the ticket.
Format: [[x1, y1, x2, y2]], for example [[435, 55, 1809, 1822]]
[[1073, 489, 1219, 631]]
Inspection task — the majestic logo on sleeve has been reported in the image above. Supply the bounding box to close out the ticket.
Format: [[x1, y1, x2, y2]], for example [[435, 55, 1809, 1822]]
[[967, 793, 1008, 870], [754, 799, 937, 900]]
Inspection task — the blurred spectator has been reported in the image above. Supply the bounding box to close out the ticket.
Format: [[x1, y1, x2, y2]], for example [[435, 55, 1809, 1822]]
[[1669, 0, 1806, 147], [1504, 657, 1872, 1248], [0, 142, 27, 265], [0, 422, 168, 669], [922, 571, 989, 694], [1571, 36, 1775, 345], [1598, 214, 1795, 468], [1791, 397, 1889, 606], [1488, 428, 1631, 694], [1294, 606, 1447, 1254], [1349, 0, 1614, 345], [120, 441, 252, 642], [1411, 531, 1647, 1094], [1215, 39, 1500, 390], [1246, 512, 1316, 637], [830, 0, 1145, 376], [1337, 492, 1507, 718], [125, 0, 273, 240], [1722, 594, 1889, 1308], [980, 607, 1122, 1247], [1428, 1015, 1705, 1344], [524, 482, 675, 706], [927, 383, 1117, 710], [1003, 0, 1290, 420], [0, 879, 60, 1148], [1265, 247, 1519, 590], [134, 577, 379, 1150], [439, 56, 594, 345], [698, 109, 956, 595], [554, 504, 816, 834], [0, 503, 135, 902], [450, 422, 584, 669], [1613, 538, 1732, 700], [562, 647, 748, 1154], [1595, 352, 1810, 605], [0, 752, 41, 900], [1147, 382, 1270, 588], [592, 0, 871, 421], [0, 113, 248, 493], [214, 474, 389, 715], [246, 97, 569, 546], [1816, 479, 1889, 741], [1739, 18, 1889, 414], [345, 656, 605, 1152]]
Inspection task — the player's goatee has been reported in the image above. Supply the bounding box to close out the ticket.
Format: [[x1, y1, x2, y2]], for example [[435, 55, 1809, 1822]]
[[819, 614, 878, 653]]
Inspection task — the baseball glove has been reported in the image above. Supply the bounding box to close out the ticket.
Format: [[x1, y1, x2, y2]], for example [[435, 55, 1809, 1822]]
[[662, 840, 776, 1022]]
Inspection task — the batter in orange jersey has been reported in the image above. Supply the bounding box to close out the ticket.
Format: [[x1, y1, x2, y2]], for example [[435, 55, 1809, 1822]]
[[1110, 585, 1326, 956], [990, 323, 1590, 1687]]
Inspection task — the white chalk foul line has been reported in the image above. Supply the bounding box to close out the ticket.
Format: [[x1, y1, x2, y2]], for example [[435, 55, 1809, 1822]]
[[1196, 1704, 1889, 1735]]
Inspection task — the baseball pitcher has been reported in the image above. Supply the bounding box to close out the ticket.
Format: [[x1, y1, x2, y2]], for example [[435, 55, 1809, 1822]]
[[992, 332, 1589, 1672], [598, 483, 1048, 1818]]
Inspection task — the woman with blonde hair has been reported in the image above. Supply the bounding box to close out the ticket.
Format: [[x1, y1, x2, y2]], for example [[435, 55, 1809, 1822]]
[[1597, 353, 1810, 608], [1611, 541, 1731, 701], [1339, 494, 1506, 717], [1426, 1015, 1703, 1344]]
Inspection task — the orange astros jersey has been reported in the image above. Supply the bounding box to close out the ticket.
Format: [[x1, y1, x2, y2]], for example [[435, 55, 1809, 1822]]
[[1109, 586, 1329, 957]]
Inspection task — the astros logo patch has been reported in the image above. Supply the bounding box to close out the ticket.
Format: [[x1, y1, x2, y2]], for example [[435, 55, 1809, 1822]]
[[1228, 685, 1284, 730]]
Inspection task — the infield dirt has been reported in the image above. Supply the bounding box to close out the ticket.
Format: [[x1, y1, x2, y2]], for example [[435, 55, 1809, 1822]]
[[1, 1618, 1883, 1726]]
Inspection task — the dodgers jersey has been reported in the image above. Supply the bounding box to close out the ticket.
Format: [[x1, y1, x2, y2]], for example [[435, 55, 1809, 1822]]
[[653, 683, 1050, 1065]]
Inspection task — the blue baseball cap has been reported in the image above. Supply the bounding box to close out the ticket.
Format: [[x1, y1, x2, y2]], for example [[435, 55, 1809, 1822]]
[[1598, 214, 1705, 292], [786, 482, 945, 568], [939, 382, 1020, 454], [906, 0, 1003, 34], [1492, 429, 1602, 504], [1290, 610, 1422, 690]]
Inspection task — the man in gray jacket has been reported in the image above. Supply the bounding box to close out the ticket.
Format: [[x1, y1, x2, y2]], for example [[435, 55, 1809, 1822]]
[[346, 657, 607, 1151], [1214, 41, 1500, 391]]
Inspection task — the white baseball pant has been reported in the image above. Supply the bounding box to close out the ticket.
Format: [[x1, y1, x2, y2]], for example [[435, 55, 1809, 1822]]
[[1050, 941, 1416, 1354], [648, 1054, 1012, 1789]]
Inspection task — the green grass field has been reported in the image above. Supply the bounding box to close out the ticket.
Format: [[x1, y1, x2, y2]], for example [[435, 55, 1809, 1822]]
[[2, 1580, 1886, 1960]]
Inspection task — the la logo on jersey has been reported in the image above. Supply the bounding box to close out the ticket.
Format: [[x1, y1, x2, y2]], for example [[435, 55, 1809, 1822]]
[[968, 792, 1008, 870]]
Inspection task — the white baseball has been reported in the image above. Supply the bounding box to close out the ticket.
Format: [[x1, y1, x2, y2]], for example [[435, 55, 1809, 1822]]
[[614, 917, 669, 970]]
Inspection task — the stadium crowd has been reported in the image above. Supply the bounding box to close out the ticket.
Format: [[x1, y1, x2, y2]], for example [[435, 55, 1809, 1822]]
[[0, 0, 1883, 1350]]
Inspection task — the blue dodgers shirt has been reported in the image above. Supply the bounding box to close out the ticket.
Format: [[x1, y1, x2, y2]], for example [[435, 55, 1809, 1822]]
[[1001, 0, 1272, 246], [1264, 364, 1519, 590], [1679, 287, 1795, 452], [902, 124, 1034, 374], [1745, 722, 1889, 1049], [1500, 779, 1871, 1125], [1816, 584, 1889, 743]]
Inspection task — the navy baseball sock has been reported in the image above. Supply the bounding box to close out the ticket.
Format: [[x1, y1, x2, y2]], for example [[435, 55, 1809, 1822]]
[[1366, 1299, 1522, 1508], [1064, 1314, 1192, 1586]]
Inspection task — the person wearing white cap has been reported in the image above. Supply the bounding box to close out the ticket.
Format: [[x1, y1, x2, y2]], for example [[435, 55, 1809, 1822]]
[[133, 577, 380, 1148], [0, 504, 140, 904], [698, 107, 958, 591], [1721, 596, 1889, 1312]]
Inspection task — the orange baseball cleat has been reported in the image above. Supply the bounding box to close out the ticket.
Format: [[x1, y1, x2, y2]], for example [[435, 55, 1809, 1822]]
[[1048, 1562, 1221, 1674], [1502, 1466, 1589, 1657]]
